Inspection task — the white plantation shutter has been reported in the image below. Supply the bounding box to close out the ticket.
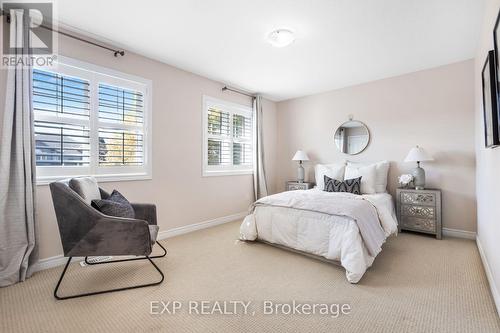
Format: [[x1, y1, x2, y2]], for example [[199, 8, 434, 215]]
[[232, 114, 252, 166], [203, 96, 254, 175], [207, 108, 230, 136], [207, 108, 231, 166], [34, 57, 152, 183], [34, 121, 91, 166], [98, 84, 144, 125], [98, 129, 144, 166], [98, 84, 145, 166], [33, 68, 91, 167]]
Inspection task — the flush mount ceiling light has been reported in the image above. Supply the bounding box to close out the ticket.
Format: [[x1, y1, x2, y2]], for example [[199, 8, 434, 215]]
[[267, 29, 295, 47]]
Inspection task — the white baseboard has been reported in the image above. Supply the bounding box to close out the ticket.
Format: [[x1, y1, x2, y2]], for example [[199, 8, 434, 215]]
[[32, 211, 246, 273], [33, 255, 82, 273], [157, 211, 246, 240], [476, 236, 500, 316], [442, 228, 476, 240]]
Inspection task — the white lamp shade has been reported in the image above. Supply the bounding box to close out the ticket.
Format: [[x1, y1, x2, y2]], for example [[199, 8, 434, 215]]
[[404, 146, 434, 162], [292, 150, 309, 161]]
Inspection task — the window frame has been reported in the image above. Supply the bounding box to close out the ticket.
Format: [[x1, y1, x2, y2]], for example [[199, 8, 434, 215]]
[[202, 95, 254, 177], [34, 56, 153, 185]]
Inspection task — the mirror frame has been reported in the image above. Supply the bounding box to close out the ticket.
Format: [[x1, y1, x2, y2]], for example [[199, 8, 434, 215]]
[[334, 120, 370, 155]]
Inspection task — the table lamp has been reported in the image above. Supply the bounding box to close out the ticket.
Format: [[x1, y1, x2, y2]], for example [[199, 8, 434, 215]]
[[404, 146, 434, 190], [292, 150, 309, 183]]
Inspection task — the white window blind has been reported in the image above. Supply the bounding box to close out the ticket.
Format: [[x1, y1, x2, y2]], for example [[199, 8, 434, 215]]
[[34, 57, 152, 184], [34, 69, 91, 167], [232, 114, 252, 166], [33, 69, 90, 118], [98, 84, 145, 166], [34, 121, 91, 166], [98, 83, 144, 125], [98, 129, 144, 166], [203, 96, 253, 176]]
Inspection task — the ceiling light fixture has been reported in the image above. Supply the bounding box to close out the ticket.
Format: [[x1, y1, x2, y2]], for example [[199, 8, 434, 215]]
[[267, 29, 295, 47]]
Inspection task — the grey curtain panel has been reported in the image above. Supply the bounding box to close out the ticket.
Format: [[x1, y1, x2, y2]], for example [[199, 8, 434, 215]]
[[252, 95, 268, 200], [0, 11, 38, 287]]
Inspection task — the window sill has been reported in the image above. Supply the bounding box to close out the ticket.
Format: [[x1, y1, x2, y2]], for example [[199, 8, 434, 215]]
[[36, 173, 152, 186], [202, 170, 253, 177]]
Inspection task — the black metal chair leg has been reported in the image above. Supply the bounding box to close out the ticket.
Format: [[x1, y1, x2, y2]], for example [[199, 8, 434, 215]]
[[54, 257, 73, 300], [54, 256, 164, 300], [84, 242, 167, 266]]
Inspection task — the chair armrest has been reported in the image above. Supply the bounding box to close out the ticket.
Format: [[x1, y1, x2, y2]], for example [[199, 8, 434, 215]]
[[68, 216, 152, 257], [132, 203, 157, 225]]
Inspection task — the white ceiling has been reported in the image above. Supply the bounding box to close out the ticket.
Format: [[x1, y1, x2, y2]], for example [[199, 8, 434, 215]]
[[54, 0, 484, 101]]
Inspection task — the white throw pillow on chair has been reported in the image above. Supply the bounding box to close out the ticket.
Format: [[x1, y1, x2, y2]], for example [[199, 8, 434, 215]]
[[69, 176, 101, 205], [344, 164, 377, 194]]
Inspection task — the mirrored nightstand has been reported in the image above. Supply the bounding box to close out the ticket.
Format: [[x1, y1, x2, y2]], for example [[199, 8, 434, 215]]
[[396, 188, 442, 239]]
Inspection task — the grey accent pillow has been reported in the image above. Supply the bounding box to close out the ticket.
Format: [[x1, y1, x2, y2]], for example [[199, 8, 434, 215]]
[[69, 177, 101, 205], [324, 175, 362, 195], [92, 190, 135, 218]]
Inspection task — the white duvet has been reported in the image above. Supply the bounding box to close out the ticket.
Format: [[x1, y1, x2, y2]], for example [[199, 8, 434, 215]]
[[240, 189, 398, 283]]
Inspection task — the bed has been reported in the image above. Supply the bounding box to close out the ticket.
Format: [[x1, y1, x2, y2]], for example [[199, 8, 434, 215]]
[[239, 161, 398, 283]]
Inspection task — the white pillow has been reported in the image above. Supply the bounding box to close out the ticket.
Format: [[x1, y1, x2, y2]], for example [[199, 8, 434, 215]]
[[347, 161, 390, 193], [315, 163, 346, 190], [69, 176, 101, 205], [344, 164, 377, 194]]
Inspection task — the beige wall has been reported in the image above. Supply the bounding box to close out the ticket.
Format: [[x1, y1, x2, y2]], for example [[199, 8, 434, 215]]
[[276, 60, 476, 232], [475, 0, 500, 310], [0, 34, 278, 260]]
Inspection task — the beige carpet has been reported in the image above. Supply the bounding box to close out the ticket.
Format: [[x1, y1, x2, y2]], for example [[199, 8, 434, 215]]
[[1, 221, 499, 333]]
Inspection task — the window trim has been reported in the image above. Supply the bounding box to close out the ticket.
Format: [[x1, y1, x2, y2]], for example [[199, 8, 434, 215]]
[[202, 95, 254, 177], [34, 56, 153, 185]]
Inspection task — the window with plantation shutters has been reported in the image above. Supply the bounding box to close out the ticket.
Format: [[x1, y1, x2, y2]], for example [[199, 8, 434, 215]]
[[203, 96, 254, 176], [33, 69, 90, 118], [98, 84, 144, 125], [98, 129, 144, 166], [33, 69, 91, 167], [34, 57, 152, 183], [34, 121, 91, 166], [98, 84, 145, 167]]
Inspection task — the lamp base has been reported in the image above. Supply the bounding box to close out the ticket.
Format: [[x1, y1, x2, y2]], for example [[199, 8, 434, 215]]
[[412, 166, 426, 190], [297, 164, 304, 183]]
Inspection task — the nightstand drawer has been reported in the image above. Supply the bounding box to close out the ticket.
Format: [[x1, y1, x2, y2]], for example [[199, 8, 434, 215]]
[[286, 181, 314, 191], [288, 183, 308, 191], [400, 192, 436, 206], [401, 204, 435, 219], [400, 217, 436, 233]]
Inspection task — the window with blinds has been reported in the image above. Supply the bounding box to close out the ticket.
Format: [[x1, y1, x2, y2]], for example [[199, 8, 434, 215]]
[[33, 69, 90, 118], [203, 96, 253, 176], [232, 114, 252, 166], [98, 84, 144, 124], [98, 129, 144, 166], [98, 84, 145, 167], [33, 69, 91, 167], [34, 121, 90, 166], [33, 58, 151, 183]]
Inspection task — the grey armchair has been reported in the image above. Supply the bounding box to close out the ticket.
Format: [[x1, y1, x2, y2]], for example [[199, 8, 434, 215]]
[[49, 179, 166, 300]]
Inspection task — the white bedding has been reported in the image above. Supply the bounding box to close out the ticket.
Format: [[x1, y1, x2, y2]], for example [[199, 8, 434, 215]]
[[240, 189, 398, 283]]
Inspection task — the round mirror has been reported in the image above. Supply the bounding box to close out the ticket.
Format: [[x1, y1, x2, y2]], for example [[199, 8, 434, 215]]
[[334, 120, 370, 155]]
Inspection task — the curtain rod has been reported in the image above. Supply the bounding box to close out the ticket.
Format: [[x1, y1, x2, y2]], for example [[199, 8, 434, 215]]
[[1, 10, 125, 57], [222, 86, 256, 98]]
